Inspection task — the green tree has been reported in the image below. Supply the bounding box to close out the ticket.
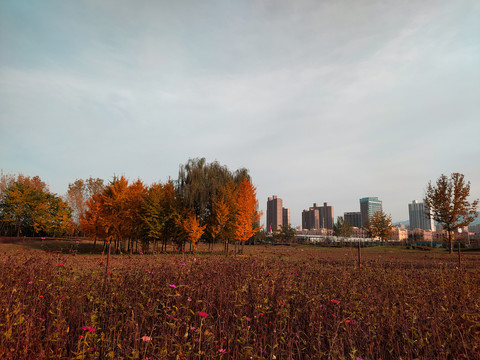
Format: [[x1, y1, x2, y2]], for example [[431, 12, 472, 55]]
[[141, 183, 165, 251], [333, 216, 352, 239], [176, 158, 249, 226], [274, 224, 296, 243], [424, 173, 479, 254]]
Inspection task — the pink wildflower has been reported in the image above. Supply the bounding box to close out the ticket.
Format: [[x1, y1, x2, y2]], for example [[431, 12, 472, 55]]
[[218, 349, 227, 354], [82, 326, 96, 332], [331, 299, 340, 304], [58, 263, 65, 267], [141, 335, 152, 342], [198, 312, 209, 318], [169, 284, 176, 288]]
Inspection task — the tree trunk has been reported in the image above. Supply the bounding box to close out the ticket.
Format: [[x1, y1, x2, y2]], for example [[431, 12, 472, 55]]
[[448, 231, 453, 254]]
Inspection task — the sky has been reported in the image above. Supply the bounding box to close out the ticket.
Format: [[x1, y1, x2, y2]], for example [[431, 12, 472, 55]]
[[1, 0, 479, 226]]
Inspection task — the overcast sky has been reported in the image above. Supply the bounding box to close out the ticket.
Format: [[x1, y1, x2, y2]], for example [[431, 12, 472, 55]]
[[1, 0, 479, 226]]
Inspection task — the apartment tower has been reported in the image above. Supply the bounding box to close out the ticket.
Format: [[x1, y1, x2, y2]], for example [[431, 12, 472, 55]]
[[302, 202, 334, 230], [267, 196, 283, 232]]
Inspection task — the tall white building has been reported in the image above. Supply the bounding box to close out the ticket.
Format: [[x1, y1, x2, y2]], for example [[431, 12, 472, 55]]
[[408, 200, 435, 231]]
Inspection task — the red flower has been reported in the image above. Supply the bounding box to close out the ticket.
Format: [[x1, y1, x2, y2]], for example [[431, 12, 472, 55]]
[[58, 263, 65, 267], [331, 299, 340, 304], [198, 312, 209, 318]]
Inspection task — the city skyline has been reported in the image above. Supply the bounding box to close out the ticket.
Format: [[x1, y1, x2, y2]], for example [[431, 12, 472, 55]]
[[1, 1, 479, 227]]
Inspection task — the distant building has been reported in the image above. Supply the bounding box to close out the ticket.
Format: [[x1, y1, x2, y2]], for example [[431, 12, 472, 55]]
[[344, 212, 362, 228], [360, 197, 382, 227], [282, 208, 290, 227], [408, 200, 435, 231], [391, 227, 408, 241], [302, 207, 319, 230], [469, 223, 480, 234], [302, 202, 334, 230], [266, 196, 283, 232]]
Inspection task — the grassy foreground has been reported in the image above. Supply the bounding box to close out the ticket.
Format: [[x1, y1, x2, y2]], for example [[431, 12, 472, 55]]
[[1, 242, 479, 359]]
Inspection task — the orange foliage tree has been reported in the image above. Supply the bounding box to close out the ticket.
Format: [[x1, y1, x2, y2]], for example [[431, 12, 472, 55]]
[[210, 195, 229, 247], [234, 178, 262, 253], [80, 193, 107, 247], [182, 212, 206, 252]]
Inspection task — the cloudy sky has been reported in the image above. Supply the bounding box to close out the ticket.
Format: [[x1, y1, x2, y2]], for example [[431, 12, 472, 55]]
[[1, 0, 479, 226]]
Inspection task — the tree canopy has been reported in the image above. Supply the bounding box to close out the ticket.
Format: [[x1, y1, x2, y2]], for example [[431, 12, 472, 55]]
[[368, 211, 394, 242], [0, 175, 71, 237], [424, 173, 479, 253], [333, 216, 352, 239]]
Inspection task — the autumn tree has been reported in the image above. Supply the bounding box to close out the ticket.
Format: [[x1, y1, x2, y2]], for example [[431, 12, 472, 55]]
[[0, 175, 71, 237], [80, 192, 106, 246], [182, 212, 206, 252], [369, 211, 394, 243], [100, 176, 131, 253], [234, 178, 262, 253], [124, 179, 148, 253], [64, 178, 104, 236], [208, 192, 230, 251], [424, 173, 479, 254]]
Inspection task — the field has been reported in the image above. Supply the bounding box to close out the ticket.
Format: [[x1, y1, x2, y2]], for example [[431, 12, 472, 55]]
[[1, 240, 479, 359]]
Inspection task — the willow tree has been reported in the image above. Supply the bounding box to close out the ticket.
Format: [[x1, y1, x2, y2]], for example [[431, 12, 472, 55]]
[[424, 173, 479, 254], [176, 157, 249, 247]]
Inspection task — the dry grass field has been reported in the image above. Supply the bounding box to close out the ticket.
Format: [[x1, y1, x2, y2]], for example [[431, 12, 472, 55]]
[[1, 240, 479, 359]]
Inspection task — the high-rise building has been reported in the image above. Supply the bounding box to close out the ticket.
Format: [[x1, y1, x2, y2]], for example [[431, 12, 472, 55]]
[[408, 200, 435, 231], [301, 202, 334, 230], [266, 196, 283, 232], [302, 207, 319, 230], [360, 197, 382, 227], [344, 212, 362, 228], [282, 208, 290, 227]]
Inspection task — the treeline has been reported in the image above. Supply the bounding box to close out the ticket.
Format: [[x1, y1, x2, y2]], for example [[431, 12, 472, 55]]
[[0, 158, 261, 253]]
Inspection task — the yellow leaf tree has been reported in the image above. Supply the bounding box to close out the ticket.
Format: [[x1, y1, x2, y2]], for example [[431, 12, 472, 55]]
[[234, 178, 262, 253], [182, 212, 206, 252]]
